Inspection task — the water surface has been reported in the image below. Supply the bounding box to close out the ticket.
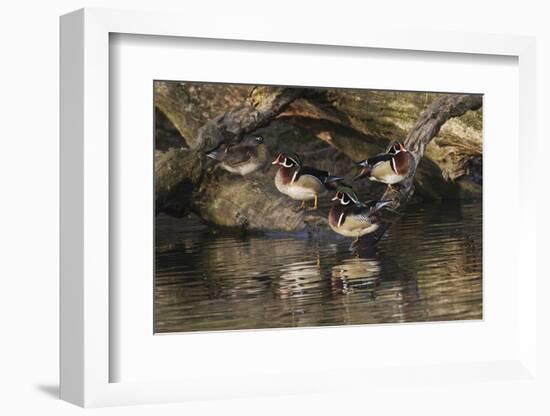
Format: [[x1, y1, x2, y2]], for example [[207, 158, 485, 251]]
[[154, 202, 482, 333]]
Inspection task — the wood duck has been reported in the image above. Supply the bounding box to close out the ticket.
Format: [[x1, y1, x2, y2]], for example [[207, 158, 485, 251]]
[[272, 152, 343, 210], [328, 185, 391, 244], [206, 135, 268, 176], [353, 142, 414, 186]]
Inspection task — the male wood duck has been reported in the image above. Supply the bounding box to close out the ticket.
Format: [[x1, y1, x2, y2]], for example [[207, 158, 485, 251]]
[[206, 135, 268, 176], [354, 142, 414, 186], [328, 185, 391, 244], [272, 152, 343, 210]]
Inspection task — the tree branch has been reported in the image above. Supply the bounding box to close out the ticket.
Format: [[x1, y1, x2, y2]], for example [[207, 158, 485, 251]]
[[195, 86, 305, 151], [371, 94, 483, 240]]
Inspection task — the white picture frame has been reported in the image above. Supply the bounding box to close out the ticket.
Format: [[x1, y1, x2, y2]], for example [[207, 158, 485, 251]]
[[60, 7, 539, 408]]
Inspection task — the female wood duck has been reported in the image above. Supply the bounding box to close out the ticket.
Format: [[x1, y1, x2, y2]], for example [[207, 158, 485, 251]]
[[272, 152, 343, 210], [328, 185, 391, 244], [354, 142, 414, 186], [206, 135, 268, 176]]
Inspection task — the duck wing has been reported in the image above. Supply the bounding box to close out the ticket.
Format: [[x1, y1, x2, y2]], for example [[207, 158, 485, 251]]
[[223, 145, 255, 166], [297, 166, 329, 182], [363, 153, 395, 167], [349, 203, 373, 220], [342, 204, 376, 230], [296, 166, 343, 185]]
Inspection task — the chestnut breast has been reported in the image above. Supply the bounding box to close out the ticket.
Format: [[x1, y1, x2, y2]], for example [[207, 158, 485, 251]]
[[328, 204, 346, 228], [393, 151, 413, 175], [278, 166, 296, 185]]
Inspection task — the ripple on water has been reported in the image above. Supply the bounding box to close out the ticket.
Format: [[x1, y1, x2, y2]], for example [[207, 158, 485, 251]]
[[154, 202, 482, 333]]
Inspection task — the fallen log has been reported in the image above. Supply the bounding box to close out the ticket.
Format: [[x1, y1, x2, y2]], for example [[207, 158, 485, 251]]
[[155, 84, 309, 231], [154, 83, 482, 234]]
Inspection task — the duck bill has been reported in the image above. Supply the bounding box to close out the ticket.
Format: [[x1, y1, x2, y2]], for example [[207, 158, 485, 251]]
[[353, 167, 369, 181]]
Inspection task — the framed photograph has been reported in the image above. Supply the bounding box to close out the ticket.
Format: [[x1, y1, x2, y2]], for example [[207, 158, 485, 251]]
[[60, 8, 539, 408], [152, 80, 483, 334]]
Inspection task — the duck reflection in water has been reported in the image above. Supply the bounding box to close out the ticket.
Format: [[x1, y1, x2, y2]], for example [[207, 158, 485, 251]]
[[275, 253, 324, 300], [154, 200, 482, 333], [331, 255, 381, 296]]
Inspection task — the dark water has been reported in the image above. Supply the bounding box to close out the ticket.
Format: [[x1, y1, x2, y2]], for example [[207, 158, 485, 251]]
[[154, 202, 482, 333]]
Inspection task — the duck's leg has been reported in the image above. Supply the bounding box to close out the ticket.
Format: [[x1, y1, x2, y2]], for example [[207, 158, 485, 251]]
[[307, 194, 318, 211], [349, 237, 360, 252], [300, 200, 306, 209]]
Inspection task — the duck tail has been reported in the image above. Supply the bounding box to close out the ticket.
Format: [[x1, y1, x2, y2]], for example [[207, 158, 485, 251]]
[[373, 200, 393, 211], [206, 145, 224, 161], [352, 165, 371, 181]]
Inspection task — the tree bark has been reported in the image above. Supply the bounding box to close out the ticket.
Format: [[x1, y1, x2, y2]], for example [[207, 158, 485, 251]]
[[155, 83, 308, 231], [154, 82, 250, 148], [155, 84, 482, 235], [194, 86, 305, 152], [155, 81, 304, 151]]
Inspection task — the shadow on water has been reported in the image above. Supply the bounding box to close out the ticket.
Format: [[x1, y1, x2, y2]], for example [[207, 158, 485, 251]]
[[154, 202, 482, 333]]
